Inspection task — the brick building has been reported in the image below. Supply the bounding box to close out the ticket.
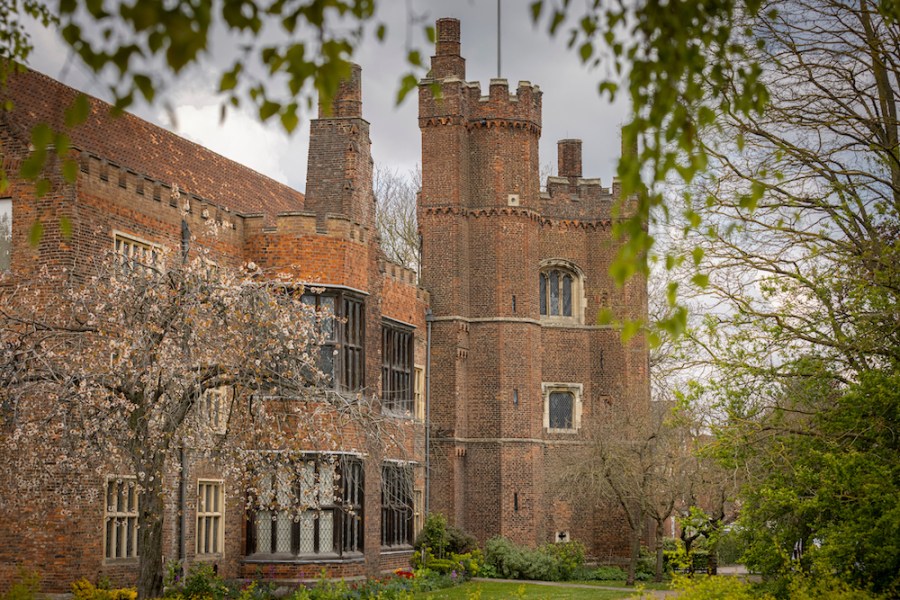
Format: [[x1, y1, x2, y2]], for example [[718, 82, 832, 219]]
[[0, 16, 647, 593], [419, 18, 648, 557]]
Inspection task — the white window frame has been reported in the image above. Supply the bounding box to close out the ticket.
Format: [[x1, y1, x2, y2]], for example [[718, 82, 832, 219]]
[[196, 480, 225, 556], [104, 476, 139, 561], [542, 382, 583, 433]]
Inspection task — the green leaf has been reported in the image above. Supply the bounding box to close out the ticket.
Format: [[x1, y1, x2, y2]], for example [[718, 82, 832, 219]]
[[65, 94, 91, 127], [579, 42, 593, 63], [219, 64, 242, 92], [598, 81, 618, 97], [28, 220, 44, 246], [597, 307, 614, 325], [31, 123, 53, 148], [133, 74, 155, 103], [280, 106, 299, 133], [60, 215, 73, 238], [62, 159, 79, 183], [396, 73, 419, 105], [621, 319, 642, 342], [692, 273, 710, 288], [376, 23, 387, 41], [35, 178, 50, 198], [530, 1, 543, 23], [259, 100, 280, 121], [54, 133, 71, 158], [692, 246, 704, 266], [549, 10, 565, 35]]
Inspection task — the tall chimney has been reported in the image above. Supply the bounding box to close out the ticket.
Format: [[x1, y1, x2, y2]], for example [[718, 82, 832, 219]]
[[431, 18, 466, 80], [558, 139, 582, 178], [318, 63, 362, 118]]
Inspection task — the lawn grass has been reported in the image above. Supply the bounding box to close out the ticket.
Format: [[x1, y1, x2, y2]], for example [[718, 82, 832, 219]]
[[569, 580, 672, 591], [414, 581, 638, 599]]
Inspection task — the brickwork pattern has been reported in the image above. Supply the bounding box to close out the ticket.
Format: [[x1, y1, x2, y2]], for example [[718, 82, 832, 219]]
[[0, 64, 426, 592], [418, 18, 650, 560]]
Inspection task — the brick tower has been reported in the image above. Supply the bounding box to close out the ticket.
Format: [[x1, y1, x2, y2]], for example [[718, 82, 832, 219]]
[[418, 18, 649, 558]]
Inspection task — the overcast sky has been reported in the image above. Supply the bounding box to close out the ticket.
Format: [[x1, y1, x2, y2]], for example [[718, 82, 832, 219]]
[[26, 0, 629, 195]]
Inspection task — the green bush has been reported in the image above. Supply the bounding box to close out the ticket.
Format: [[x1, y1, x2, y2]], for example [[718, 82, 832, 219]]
[[1, 570, 40, 600], [481, 537, 586, 582], [163, 563, 229, 600], [542, 539, 585, 580], [413, 513, 477, 560], [671, 574, 775, 600], [71, 579, 137, 600], [287, 569, 456, 599], [591, 565, 627, 581], [716, 527, 747, 566]]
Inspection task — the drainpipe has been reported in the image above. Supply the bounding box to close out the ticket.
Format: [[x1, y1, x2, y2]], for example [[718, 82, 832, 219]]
[[178, 447, 187, 572], [424, 308, 434, 516]]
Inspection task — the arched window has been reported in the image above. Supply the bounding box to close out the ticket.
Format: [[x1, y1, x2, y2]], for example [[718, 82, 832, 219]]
[[539, 260, 584, 322]]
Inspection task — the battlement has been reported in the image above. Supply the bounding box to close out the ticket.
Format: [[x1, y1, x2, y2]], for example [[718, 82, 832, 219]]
[[77, 149, 243, 238], [539, 139, 618, 220], [243, 210, 369, 243], [420, 19, 542, 130], [383, 260, 418, 286]]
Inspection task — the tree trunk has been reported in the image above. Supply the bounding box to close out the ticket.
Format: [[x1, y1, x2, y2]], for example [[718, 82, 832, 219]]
[[137, 481, 165, 599], [626, 526, 641, 586], [654, 518, 665, 582], [707, 521, 721, 576]]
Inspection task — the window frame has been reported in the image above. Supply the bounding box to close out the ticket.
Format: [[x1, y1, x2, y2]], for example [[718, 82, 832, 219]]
[[104, 476, 139, 561], [301, 289, 366, 392], [541, 382, 584, 434], [382, 320, 414, 415], [200, 386, 230, 435], [413, 365, 426, 422], [113, 231, 161, 274], [247, 454, 364, 560], [196, 480, 225, 556], [538, 260, 585, 324], [381, 462, 415, 549]]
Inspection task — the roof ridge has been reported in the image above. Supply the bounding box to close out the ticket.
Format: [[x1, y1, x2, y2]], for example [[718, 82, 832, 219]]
[[2, 66, 305, 219]]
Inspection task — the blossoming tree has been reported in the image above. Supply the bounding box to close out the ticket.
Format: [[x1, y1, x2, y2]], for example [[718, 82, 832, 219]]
[[0, 248, 391, 597]]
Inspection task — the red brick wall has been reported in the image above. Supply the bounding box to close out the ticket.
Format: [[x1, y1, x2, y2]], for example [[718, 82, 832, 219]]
[[419, 18, 649, 561], [0, 62, 427, 592]]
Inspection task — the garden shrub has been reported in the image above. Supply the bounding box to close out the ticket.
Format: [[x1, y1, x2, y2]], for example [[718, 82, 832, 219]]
[[591, 565, 627, 581], [413, 512, 477, 559], [1, 570, 40, 600], [286, 569, 455, 599], [671, 574, 775, 600], [162, 563, 229, 600], [482, 537, 586, 582], [716, 527, 747, 566], [71, 579, 137, 600]]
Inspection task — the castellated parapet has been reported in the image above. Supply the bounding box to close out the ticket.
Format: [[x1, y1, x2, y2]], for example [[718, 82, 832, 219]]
[[541, 139, 617, 222], [419, 19, 542, 211]]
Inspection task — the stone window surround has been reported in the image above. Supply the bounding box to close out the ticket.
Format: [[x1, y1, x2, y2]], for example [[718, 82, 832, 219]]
[[196, 479, 225, 556], [541, 382, 583, 434], [104, 476, 139, 561], [539, 258, 586, 325]]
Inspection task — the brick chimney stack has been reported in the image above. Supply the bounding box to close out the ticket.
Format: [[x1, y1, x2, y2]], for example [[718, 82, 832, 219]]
[[431, 18, 466, 80], [319, 63, 362, 118], [558, 139, 583, 178]]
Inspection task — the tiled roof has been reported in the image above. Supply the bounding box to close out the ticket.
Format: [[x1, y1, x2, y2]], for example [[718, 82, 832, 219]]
[[1, 67, 305, 217]]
